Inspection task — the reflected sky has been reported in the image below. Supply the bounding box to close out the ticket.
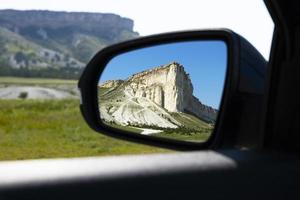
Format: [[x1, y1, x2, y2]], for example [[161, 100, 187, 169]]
[[100, 41, 227, 109]]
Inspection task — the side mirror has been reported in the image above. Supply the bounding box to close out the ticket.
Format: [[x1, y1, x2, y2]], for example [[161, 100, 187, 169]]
[[78, 29, 266, 150]]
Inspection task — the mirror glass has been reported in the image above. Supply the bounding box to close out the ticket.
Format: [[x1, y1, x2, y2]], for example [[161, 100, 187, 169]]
[[98, 40, 227, 143]]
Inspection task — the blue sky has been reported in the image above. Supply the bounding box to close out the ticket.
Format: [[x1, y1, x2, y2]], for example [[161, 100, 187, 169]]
[[100, 40, 227, 109]]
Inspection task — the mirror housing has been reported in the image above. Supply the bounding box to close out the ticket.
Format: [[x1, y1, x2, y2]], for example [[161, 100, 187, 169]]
[[78, 29, 266, 150]]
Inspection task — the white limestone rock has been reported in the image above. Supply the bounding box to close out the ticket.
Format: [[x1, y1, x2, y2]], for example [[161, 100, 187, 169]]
[[99, 62, 217, 128]]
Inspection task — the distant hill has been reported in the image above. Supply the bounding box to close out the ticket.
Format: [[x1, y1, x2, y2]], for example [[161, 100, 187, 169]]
[[0, 9, 138, 79]]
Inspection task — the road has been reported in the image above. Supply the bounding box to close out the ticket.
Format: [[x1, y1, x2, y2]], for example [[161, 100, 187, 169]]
[[139, 128, 162, 135]]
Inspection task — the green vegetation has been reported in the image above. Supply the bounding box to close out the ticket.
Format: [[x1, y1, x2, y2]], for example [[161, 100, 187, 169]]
[[103, 121, 143, 134], [71, 34, 109, 63], [171, 112, 212, 129], [98, 87, 111, 96], [0, 65, 84, 80], [0, 76, 77, 85], [0, 27, 84, 79], [0, 77, 210, 160], [155, 131, 210, 142], [0, 10, 139, 79], [104, 121, 212, 142], [156, 126, 211, 142], [18, 92, 28, 99], [0, 99, 169, 161], [124, 107, 214, 142]]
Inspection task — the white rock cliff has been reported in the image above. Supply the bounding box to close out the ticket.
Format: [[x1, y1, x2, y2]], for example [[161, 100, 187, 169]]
[[99, 62, 217, 128], [123, 62, 217, 121]]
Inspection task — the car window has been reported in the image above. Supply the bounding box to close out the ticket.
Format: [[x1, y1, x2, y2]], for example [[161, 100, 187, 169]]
[[0, 0, 273, 161]]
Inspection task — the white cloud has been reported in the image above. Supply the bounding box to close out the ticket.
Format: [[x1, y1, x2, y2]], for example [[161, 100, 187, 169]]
[[0, 0, 274, 59]]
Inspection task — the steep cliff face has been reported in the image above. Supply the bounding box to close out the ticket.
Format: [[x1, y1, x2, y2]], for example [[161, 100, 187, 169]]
[[125, 62, 190, 112], [123, 62, 217, 122], [98, 62, 217, 129]]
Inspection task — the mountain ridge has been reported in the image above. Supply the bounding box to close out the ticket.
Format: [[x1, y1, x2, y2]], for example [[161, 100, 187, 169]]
[[0, 9, 138, 79]]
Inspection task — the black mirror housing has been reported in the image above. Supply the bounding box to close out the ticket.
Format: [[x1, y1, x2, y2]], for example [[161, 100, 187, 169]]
[[78, 29, 266, 150]]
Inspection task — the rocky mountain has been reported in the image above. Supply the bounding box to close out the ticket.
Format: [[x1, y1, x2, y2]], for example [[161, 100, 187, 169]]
[[0, 9, 138, 79], [98, 62, 217, 129]]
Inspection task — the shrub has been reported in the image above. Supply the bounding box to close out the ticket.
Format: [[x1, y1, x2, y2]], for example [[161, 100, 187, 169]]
[[18, 92, 28, 99]]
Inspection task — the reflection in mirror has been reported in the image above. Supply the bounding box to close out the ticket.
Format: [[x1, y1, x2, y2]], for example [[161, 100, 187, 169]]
[[98, 40, 227, 143]]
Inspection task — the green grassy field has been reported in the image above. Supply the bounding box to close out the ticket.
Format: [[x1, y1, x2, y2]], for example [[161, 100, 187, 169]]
[[0, 99, 170, 161], [0, 76, 77, 85], [154, 130, 211, 142], [104, 122, 211, 142], [104, 122, 143, 134], [0, 77, 211, 161]]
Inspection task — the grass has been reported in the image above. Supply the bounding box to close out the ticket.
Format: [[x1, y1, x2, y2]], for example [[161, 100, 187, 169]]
[[0, 76, 77, 85], [98, 87, 110, 96], [104, 122, 143, 134], [171, 112, 211, 129], [155, 129, 211, 142], [0, 77, 210, 160], [103, 122, 211, 142], [0, 99, 170, 161]]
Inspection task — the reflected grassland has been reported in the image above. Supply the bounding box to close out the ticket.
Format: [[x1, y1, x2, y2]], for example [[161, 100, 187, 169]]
[[103, 121, 143, 134], [102, 120, 212, 142], [155, 126, 212, 142]]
